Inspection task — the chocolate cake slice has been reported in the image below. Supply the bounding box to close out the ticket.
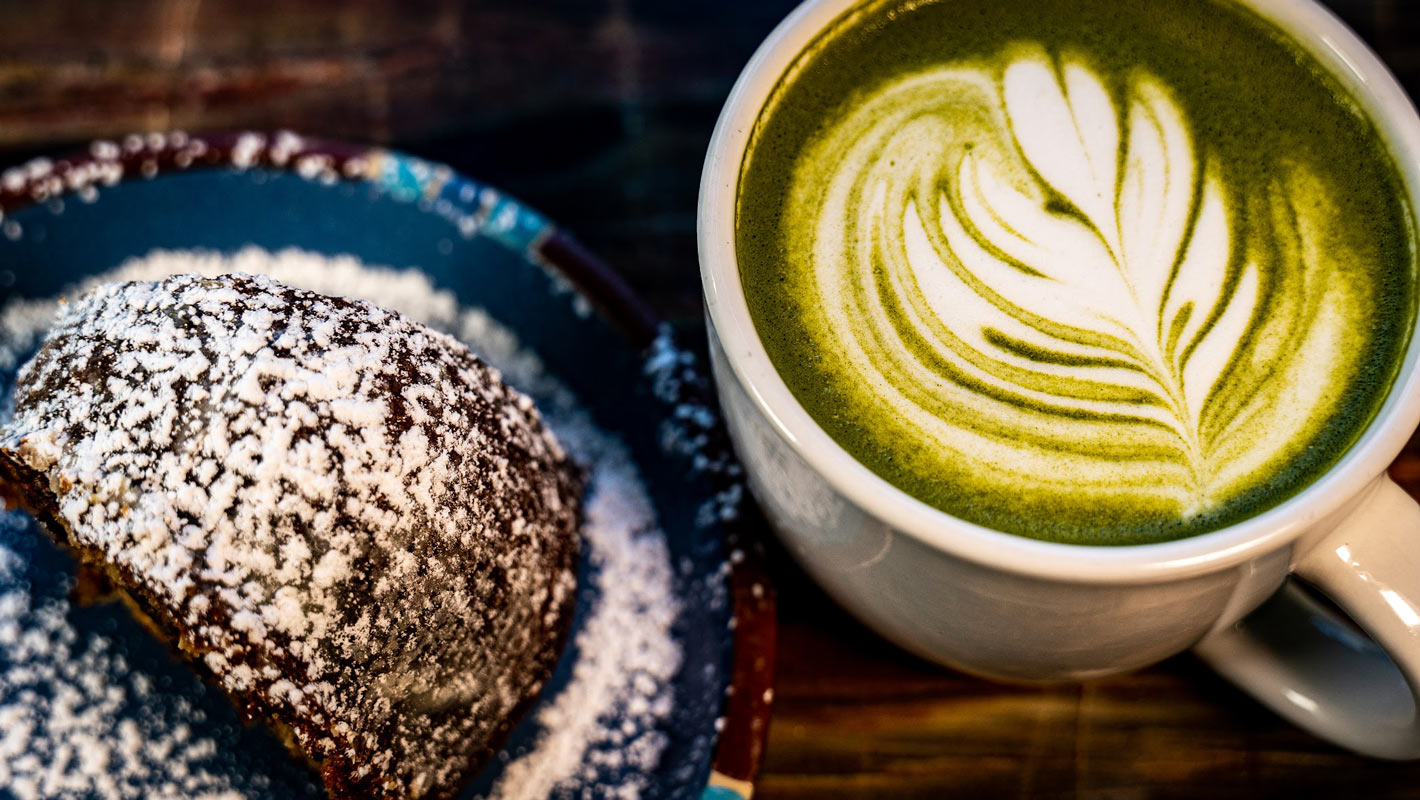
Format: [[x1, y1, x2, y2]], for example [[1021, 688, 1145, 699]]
[[0, 273, 582, 799]]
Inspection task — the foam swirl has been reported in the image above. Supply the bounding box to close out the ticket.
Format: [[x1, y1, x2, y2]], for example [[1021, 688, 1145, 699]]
[[786, 47, 1361, 517]]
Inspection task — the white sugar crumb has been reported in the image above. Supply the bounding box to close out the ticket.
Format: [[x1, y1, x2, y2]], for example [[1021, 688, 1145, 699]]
[[0, 247, 685, 799], [0, 520, 244, 800], [643, 330, 743, 528], [485, 431, 681, 800]]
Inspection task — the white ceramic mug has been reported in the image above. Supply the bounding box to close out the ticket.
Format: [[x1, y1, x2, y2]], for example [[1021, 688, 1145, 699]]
[[699, 0, 1420, 759]]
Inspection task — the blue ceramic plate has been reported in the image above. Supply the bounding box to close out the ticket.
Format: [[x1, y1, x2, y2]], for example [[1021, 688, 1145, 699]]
[[0, 133, 774, 800]]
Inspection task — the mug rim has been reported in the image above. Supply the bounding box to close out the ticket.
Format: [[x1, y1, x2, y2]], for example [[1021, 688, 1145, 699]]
[[698, 0, 1420, 584]]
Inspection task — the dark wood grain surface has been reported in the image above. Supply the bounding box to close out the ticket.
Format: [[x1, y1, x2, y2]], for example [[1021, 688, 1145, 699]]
[[1, 1, 1418, 797]]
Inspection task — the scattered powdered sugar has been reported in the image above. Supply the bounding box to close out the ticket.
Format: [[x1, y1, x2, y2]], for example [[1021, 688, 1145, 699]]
[[642, 332, 744, 530], [0, 507, 321, 800], [0, 247, 685, 799], [487, 426, 680, 800], [0, 519, 247, 800]]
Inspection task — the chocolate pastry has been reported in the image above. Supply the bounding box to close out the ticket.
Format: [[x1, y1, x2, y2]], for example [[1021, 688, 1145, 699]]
[[0, 273, 582, 799]]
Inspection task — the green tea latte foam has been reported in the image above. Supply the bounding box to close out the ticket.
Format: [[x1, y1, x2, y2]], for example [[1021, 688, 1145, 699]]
[[736, 0, 1417, 544]]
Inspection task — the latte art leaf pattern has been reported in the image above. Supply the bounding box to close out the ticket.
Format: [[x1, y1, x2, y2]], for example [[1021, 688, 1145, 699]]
[[793, 46, 1359, 515], [948, 54, 1256, 470]]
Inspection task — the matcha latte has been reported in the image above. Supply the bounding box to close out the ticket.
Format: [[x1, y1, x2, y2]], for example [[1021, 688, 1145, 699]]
[[736, 0, 1417, 544]]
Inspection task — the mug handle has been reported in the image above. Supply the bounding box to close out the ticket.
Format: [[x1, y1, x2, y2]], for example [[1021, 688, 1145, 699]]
[[1194, 476, 1420, 758]]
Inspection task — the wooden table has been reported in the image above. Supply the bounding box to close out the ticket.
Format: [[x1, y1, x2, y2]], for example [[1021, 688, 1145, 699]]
[[1, 1, 1418, 797]]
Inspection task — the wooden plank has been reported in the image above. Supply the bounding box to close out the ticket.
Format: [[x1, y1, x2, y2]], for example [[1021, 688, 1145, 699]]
[[761, 551, 1420, 798]]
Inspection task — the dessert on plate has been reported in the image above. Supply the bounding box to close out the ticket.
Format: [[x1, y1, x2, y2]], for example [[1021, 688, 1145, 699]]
[[0, 273, 583, 799]]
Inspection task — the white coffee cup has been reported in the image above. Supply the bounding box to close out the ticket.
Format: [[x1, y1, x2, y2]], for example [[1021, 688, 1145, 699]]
[[699, 0, 1420, 758]]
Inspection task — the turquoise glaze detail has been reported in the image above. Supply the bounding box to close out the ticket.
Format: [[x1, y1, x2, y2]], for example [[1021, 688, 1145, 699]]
[[481, 193, 550, 253], [375, 150, 551, 255], [372, 151, 446, 202]]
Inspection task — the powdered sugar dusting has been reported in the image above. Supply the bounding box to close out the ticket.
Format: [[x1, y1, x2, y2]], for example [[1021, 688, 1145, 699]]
[[487, 425, 681, 800], [0, 512, 285, 800], [0, 247, 685, 799], [2, 273, 584, 798]]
